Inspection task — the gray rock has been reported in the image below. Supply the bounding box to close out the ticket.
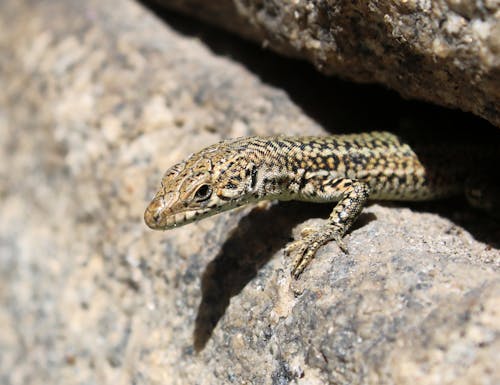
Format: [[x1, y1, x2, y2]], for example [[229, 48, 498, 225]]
[[0, 1, 499, 385], [156, 0, 500, 127]]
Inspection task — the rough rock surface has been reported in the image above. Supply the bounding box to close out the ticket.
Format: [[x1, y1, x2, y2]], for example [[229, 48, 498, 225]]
[[154, 0, 500, 127], [0, 1, 499, 385]]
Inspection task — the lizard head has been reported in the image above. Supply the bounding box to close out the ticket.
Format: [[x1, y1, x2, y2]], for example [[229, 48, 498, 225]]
[[144, 141, 258, 230]]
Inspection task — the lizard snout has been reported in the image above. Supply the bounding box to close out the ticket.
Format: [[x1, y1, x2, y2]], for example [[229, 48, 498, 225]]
[[144, 195, 166, 229]]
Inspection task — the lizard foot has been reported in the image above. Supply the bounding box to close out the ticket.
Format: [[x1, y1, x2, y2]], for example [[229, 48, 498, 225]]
[[285, 225, 347, 279]]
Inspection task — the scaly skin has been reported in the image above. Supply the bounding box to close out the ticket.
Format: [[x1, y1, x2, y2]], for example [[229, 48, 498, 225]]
[[144, 132, 492, 278]]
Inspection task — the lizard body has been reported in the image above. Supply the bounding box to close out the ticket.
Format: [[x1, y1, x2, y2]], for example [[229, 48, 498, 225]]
[[144, 132, 495, 277]]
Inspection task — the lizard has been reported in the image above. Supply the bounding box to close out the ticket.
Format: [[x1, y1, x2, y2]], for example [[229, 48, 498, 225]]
[[144, 131, 497, 278]]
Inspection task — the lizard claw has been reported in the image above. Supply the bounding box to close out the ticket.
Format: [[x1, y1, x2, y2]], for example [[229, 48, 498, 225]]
[[334, 235, 348, 254], [286, 225, 347, 279], [284, 226, 320, 256], [284, 239, 301, 256], [290, 238, 318, 279]]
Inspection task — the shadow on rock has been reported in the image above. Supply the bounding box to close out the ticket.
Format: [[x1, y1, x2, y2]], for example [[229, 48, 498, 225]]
[[142, 1, 496, 138], [193, 202, 376, 351], [193, 201, 329, 351]]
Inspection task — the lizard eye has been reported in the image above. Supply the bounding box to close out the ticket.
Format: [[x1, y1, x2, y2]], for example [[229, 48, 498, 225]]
[[194, 184, 212, 201]]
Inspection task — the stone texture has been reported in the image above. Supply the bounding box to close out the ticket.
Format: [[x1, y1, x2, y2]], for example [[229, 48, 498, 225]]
[[154, 0, 500, 127], [0, 1, 499, 385]]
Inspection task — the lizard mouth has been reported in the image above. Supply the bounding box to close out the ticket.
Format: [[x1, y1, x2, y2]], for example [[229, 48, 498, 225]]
[[144, 196, 208, 230]]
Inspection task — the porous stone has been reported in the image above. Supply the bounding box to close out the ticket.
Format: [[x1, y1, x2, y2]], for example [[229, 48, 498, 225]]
[[0, 1, 499, 385], [156, 0, 500, 127]]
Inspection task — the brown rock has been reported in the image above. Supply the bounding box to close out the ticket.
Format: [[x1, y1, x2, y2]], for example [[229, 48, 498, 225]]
[[156, 0, 500, 127], [0, 0, 499, 384]]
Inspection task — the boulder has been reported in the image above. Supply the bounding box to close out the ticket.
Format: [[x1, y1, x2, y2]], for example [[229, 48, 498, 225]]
[[156, 0, 500, 126], [0, 1, 498, 384]]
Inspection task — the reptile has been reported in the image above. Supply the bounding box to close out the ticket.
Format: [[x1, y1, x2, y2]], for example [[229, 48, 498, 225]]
[[144, 131, 497, 278]]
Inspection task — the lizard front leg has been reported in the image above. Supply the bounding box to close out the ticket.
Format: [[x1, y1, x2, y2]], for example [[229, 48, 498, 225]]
[[286, 179, 370, 278]]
